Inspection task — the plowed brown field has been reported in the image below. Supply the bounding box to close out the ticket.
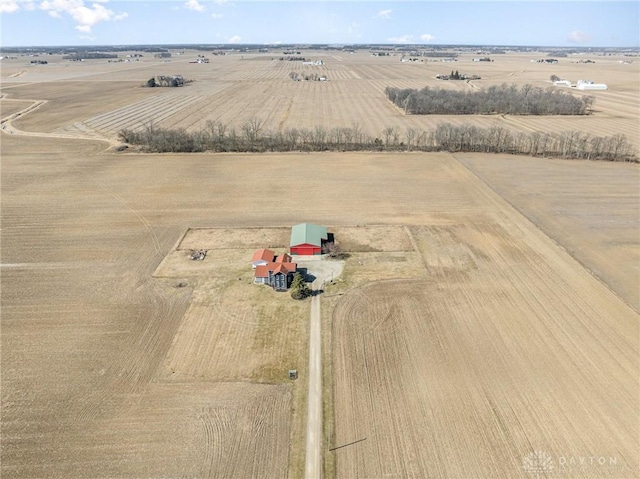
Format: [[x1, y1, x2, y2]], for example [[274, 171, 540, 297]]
[[2, 48, 638, 479], [2, 49, 638, 152]]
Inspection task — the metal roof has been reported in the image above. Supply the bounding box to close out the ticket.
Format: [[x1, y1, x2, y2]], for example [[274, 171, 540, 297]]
[[252, 248, 275, 263], [290, 223, 328, 247], [254, 262, 297, 277]]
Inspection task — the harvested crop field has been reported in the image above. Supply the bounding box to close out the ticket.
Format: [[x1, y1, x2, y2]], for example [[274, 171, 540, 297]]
[[2, 49, 639, 152], [332, 223, 638, 478], [458, 154, 640, 311], [327, 154, 638, 478], [2, 47, 638, 479]]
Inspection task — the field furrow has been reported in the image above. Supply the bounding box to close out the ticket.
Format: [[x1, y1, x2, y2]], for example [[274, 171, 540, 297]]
[[2, 49, 637, 479]]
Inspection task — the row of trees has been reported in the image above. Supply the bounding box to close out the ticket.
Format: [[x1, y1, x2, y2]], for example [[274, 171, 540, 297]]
[[436, 71, 481, 81], [118, 120, 637, 162], [385, 83, 594, 115], [289, 72, 326, 81], [146, 75, 185, 88]]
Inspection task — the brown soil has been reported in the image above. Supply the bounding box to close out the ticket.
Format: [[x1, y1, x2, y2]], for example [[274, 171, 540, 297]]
[[2, 49, 637, 479]]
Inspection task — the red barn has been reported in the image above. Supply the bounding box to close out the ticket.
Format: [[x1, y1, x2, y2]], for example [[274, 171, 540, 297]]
[[289, 223, 328, 256]]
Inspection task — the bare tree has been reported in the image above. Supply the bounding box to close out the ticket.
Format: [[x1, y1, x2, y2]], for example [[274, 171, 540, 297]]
[[285, 128, 300, 150], [228, 126, 238, 150], [313, 125, 327, 150], [300, 128, 313, 150], [242, 118, 263, 149], [404, 127, 417, 151], [322, 242, 348, 259], [330, 127, 344, 149]]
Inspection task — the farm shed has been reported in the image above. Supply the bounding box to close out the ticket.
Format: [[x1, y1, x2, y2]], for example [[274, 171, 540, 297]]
[[252, 248, 275, 268], [290, 223, 328, 256], [576, 80, 607, 90]]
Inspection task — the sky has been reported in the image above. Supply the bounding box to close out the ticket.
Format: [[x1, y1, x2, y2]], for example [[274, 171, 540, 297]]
[[1, 0, 638, 48]]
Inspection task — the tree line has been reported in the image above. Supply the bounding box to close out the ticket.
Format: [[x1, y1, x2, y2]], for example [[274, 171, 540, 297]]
[[146, 75, 185, 87], [385, 83, 594, 115], [289, 72, 326, 81], [118, 119, 636, 162]]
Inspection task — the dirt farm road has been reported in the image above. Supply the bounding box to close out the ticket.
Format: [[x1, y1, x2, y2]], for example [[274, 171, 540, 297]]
[[305, 278, 323, 479], [0, 98, 118, 148]]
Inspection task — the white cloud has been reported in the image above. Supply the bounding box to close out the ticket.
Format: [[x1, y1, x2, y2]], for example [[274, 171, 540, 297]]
[[568, 30, 591, 44], [375, 9, 392, 19], [388, 34, 413, 44], [0, 0, 20, 13], [420, 34, 435, 42], [210, 12, 222, 19], [39, 0, 127, 32], [227, 35, 242, 43], [184, 0, 204, 12]]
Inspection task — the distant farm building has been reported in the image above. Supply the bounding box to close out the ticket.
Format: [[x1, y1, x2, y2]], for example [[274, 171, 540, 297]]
[[290, 223, 328, 256], [576, 80, 608, 90], [553, 80, 572, 87], [252, 251, 298, 290]]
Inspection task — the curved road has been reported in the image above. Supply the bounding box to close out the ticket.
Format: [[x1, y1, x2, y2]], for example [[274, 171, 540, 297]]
[[0, 97, 118, 148]]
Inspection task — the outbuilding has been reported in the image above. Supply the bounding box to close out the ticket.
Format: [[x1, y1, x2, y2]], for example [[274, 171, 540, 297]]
[[576, 80, 607, 90], [290, 223, 328, 256]]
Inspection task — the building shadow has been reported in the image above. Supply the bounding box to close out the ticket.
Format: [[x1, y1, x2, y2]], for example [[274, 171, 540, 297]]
[[296, 267, 316, 283]]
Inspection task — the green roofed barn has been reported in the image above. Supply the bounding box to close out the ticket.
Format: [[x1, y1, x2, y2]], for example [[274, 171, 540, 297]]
[[290, 223, 328, 255]]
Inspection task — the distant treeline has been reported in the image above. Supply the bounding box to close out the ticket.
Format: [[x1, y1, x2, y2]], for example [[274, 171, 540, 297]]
[[62, 52, 118, 60], [289, 72, 326, 81], [118, 120, 636, 162], [385, 84, 594, 115], [420, 52, 459, 58]]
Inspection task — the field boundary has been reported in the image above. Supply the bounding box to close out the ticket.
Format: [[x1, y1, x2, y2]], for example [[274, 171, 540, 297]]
[[454, 154, 639, 312]]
